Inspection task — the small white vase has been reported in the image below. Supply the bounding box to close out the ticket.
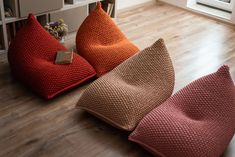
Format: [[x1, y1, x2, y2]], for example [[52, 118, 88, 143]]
[[60, 37, 65, 44]]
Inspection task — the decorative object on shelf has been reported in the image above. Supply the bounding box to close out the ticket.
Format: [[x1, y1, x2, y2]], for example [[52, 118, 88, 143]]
[[129, 65, 235, 157], [4, 7, 14, 17], [76, 2, 139, 77], [55, 50, 74, 64], [77, 39, 175, 131], [44, 19, 68, 43], [8, 14, 96, 99]]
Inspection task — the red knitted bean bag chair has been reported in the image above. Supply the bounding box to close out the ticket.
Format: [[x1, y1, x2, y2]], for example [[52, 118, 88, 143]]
[[129, 65, 235, 157], [76, 2, 139, 77], [8, 14, 96, 99]]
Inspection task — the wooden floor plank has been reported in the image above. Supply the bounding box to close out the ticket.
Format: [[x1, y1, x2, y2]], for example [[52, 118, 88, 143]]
[[0, 1, 234, 157]]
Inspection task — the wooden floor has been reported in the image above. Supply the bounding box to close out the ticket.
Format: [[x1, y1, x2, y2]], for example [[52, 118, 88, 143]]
[[0, 1, 235, 157]]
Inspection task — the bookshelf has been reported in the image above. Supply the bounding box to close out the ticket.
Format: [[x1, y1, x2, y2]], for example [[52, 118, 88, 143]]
[[0, 0, 117, 54]]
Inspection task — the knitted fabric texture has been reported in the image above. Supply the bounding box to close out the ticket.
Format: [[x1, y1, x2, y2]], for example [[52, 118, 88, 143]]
[[129, 65, 235, 157], [8, 14, 96, 99], [76, 2, 139, 77], [77, 39, 175, 131]]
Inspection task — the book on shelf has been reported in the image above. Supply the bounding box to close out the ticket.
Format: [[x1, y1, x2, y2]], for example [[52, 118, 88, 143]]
[[6, 23, 16, 45], [0, 29, 4, 49], [101, 0, 115, 16], [107, 3, 114, 16]]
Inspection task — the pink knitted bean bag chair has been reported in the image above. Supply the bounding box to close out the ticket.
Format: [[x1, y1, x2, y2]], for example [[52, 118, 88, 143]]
[[129, 65, 235, 157]]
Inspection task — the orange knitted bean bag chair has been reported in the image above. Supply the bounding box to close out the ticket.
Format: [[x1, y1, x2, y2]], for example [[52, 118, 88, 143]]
[[76, 2, 139, 77]]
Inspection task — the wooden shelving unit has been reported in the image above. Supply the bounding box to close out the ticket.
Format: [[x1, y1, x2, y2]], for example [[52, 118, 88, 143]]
[[0, 0, 117, 54], [0, 0, 8, 53]]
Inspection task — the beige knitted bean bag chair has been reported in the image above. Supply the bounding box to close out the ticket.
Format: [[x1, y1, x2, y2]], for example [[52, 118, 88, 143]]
[[76, 39, 175, 131]]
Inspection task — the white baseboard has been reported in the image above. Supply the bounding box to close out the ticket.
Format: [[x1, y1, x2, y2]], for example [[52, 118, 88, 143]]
[[117, 0, 156, 10], [159, 0, 187, 8]]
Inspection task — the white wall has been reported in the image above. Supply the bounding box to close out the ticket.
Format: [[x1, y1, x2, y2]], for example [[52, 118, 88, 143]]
[[117, 0, 155, 10]]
